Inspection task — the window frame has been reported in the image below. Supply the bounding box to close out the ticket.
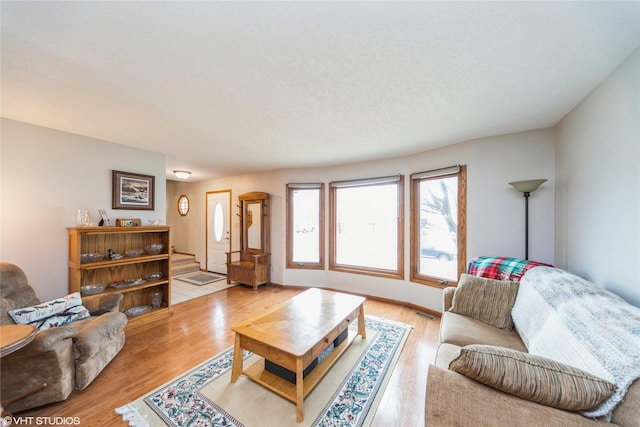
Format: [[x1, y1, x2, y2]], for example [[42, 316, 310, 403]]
[[410, 165, 466, 288], [329, 175, 404, 280], [177, 194, 189, 216], [286, 183, 325, 270]]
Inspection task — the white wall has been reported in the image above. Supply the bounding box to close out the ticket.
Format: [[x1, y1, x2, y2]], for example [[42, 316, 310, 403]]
[[181, 128, 555, 313], [166, 179, 198, 254], [3, 51, 636, 311], [0, 119, 167, 301], [555, 48, 640, 306]]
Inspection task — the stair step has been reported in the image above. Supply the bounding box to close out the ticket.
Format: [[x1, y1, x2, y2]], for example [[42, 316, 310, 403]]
[[172, 263, 202, 276], [171, 253, 201, 276], [172, 253, 197, 265]]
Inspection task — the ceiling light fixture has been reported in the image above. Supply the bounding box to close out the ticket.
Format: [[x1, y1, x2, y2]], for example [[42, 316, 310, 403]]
[[173, 170, 191, 180]]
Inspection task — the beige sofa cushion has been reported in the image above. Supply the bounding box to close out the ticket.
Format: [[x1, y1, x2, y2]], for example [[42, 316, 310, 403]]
[[611, 379, 640, 427], [434, 342, 461, 369], [450, 274, 520, 330], [440, 311, 528, 351], [449, 345, 616, 412], [426, 365, 617, 427]]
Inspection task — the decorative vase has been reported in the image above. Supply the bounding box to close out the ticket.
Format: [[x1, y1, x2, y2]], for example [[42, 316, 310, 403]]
[[76, 209, 90, 227], [150, 290, 163, 308]]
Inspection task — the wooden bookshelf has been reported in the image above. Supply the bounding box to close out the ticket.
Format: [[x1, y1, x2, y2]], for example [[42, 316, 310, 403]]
[[68, 226, 173, 327]]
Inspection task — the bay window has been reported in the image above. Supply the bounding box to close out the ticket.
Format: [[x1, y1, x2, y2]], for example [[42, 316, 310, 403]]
[[329, 175, 404, 279], [286, 183, 325, 269], [410, 165, 466, 287]]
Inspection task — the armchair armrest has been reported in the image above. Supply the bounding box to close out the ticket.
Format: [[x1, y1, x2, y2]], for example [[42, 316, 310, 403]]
[[250, 252, 270, 267], [82, 293, 123, 315], [28, 326, 77, 352], [73, 312, 127, 360], [226, 250, 242, 264], [443, 286, 456, 312]]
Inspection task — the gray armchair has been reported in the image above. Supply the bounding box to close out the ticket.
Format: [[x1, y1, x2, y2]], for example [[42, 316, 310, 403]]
[[0, 261, 127, 412]]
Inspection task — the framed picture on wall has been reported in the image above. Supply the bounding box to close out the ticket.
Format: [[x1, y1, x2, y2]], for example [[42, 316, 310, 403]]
[[112, 170, 155, 210]]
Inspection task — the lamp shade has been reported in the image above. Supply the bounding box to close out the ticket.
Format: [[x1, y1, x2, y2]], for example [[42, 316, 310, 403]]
[[509, 179, 547, 193]]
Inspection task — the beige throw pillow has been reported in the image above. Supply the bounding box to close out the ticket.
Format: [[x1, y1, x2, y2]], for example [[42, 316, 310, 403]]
[[450, 273, 519, 330], [449, 345, 616, 412]]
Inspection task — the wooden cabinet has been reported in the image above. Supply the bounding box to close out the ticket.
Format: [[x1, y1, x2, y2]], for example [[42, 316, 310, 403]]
[[227, 192, 271, 290], [68, 226, 172, 327]]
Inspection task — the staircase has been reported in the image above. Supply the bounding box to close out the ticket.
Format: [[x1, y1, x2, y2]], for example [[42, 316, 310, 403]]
[[171, 253, 202, 277]]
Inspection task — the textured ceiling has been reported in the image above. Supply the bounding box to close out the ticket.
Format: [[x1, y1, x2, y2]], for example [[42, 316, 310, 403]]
[[1, 1, 639, 181]]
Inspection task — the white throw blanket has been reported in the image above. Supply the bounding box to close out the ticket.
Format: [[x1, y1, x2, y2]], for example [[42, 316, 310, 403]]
[[512, 267, 640, 419]]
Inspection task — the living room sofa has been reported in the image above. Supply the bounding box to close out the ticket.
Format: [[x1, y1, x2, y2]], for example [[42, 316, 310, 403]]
[[426, 265, 640, 427]]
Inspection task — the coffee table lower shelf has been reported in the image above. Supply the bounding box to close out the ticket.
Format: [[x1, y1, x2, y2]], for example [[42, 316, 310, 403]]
[[243, 328, 358, 404]]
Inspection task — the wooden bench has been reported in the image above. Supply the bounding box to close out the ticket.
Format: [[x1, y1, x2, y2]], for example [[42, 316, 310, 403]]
[[226, 249, 270, 290]]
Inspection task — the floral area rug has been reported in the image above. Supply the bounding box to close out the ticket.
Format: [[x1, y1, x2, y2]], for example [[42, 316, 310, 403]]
[[116, 316, 412, 427]]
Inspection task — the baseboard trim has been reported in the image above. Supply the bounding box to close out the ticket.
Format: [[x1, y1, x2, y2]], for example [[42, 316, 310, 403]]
[[265, 282, 441, 319]]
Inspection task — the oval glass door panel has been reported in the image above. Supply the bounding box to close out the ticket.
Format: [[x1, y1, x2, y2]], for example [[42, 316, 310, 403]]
[[214, 202, 224, 242]]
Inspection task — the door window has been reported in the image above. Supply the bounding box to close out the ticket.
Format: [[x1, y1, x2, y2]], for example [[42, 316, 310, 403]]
[[214, 202, 224, 242]]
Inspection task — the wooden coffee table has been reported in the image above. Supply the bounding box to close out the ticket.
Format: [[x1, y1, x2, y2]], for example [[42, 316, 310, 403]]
[[230, 288, 366, 422]]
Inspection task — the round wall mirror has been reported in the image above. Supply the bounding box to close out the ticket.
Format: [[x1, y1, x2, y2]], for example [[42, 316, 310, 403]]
[[178, 195, 189, 216]]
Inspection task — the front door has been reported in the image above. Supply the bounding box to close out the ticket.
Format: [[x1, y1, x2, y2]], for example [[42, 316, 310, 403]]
[[206, 190, 231, 274]]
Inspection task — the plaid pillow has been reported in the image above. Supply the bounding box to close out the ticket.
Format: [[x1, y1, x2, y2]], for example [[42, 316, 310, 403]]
[[467, 256, 552, 281]]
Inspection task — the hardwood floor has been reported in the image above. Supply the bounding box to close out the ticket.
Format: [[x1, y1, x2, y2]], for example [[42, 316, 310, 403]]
[[18, 285, 441, 426]]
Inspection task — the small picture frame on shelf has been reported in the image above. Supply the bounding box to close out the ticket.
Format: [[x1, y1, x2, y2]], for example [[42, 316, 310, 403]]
[[98, 210, 114, 226], [116, 218, 142, 227], [112, 170, 155, 210]]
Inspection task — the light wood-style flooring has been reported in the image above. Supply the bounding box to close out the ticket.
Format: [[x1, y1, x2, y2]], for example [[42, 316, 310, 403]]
[[18, 285, 441, 426]]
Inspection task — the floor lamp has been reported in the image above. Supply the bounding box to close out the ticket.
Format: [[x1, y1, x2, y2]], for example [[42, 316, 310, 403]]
[[509, 179, 547, 260]]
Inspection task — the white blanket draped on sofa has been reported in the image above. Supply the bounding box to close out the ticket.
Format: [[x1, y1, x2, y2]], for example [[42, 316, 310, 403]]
[[512, 267, 640, 419]]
